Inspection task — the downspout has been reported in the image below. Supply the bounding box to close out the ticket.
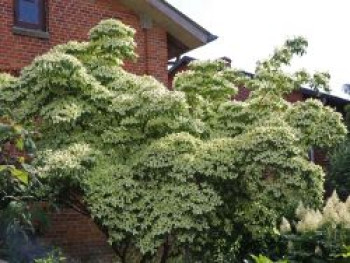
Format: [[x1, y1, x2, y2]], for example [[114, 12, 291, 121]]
[[140, 13, 153, 75], [143, 28, 149, 75]]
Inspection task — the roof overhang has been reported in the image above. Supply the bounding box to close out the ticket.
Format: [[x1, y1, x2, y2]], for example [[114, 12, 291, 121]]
[[300, 87, 350, 111], [168, 55, 195, 75], [119, 0, 218, 59]]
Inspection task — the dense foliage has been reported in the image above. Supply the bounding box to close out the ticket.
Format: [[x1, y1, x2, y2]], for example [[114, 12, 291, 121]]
[[0, 109, 37, 209], [0, 19, 346, 262], [249, 254, 288, 263], [0, 111, 50, 262], [329, 143, 350, 200], [328, 105, 350, 200]]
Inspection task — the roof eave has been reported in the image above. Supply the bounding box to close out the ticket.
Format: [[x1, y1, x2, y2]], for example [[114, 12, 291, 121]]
[[300, 87, 350, 105], [119, 0, 217, 58], [148, 0, 217, 43], [168, 55, 195, 75]]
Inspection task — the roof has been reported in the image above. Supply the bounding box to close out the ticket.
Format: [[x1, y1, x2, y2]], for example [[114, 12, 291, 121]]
[[168, 55, 232, 75], [168, 55, 195, 74], [119, 0, 217, 59], [300, 87, 350, 107]]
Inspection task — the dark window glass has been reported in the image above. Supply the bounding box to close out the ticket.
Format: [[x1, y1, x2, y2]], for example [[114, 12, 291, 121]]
[[14, 0, 46, 31], [18, 0, 40, 24]]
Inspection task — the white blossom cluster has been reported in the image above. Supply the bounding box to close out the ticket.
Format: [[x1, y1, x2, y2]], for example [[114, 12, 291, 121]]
[[280, 191, 350, 234]]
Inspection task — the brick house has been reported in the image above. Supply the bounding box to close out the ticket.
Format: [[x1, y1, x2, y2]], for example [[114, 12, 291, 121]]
[[168, 56, 350, 168], [0, 1, 217, 262], [0, 0, 217, 85]]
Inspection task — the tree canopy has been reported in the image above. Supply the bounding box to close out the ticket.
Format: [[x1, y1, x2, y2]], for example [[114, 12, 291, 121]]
[[0, 19, 346, 262], [329, 105, 350, 200]]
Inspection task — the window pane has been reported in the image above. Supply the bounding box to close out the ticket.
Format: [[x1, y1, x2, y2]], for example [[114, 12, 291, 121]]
[[18, 0, 39, 24]]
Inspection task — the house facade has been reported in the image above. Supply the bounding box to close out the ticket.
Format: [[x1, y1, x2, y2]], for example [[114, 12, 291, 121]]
[[0, 0, 216, 85], [0, 1, 217, 262]]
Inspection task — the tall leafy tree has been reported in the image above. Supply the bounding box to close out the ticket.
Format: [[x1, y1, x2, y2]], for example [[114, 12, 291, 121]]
[[328, 105, 350, 200], [0, 20, 346, 262]]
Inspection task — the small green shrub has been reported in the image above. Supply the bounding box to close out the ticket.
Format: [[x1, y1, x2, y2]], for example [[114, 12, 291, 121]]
[[249, 254, 288, 263], [34, 249, 65, 263]]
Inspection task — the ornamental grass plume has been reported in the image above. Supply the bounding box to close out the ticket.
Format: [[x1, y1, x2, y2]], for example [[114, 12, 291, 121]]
[[322, 191, 350, 227], [285, 191, 350, 234], [280, 191, 350, 262], [296, 209, 323, 233], [279, 217, 291, 234]]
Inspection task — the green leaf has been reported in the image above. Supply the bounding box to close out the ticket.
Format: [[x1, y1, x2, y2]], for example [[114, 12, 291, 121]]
[[10, 168, 29, 185], [15, 137, 24, 151]]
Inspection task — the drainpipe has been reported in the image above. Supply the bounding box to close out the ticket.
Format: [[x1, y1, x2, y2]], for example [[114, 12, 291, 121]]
[[140, 13, 153, 75]]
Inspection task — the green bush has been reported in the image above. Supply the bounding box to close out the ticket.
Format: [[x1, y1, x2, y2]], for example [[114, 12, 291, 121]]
[[0, 115, 50, 262], [328, 106, 350, 200], [0, 19, 346, 262], [328, 140, 350, 200], [0, 115, 37, 208], [249, 254, 288, 263], [34, 249, 65, 263]]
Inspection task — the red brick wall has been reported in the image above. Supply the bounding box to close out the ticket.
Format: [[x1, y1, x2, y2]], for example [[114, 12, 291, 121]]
[[40, 207, 116, 262], [0, 0, 168, 84], [234, 86, 250, 101], [286, 90, 304, 103], [168, 64, 188, 89]]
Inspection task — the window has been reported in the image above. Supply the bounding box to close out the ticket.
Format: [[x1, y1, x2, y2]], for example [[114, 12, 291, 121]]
[[14, 0, 46, 31]]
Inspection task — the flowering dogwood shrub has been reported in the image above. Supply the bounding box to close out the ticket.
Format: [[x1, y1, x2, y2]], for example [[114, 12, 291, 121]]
[[0, 19, 346, 262]]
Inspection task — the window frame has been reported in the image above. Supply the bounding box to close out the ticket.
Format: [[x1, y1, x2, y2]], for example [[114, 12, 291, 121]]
[[14, 0, 46, 31]]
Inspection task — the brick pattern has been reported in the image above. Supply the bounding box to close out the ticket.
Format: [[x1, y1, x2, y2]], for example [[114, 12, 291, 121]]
[[168, 64, 188, 89], [314, 148, 328, 170], [39, 208, 116, 263], [286, 90, 304, 103], [0, 0, 168, 84], [234, 86, 250, 101]]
